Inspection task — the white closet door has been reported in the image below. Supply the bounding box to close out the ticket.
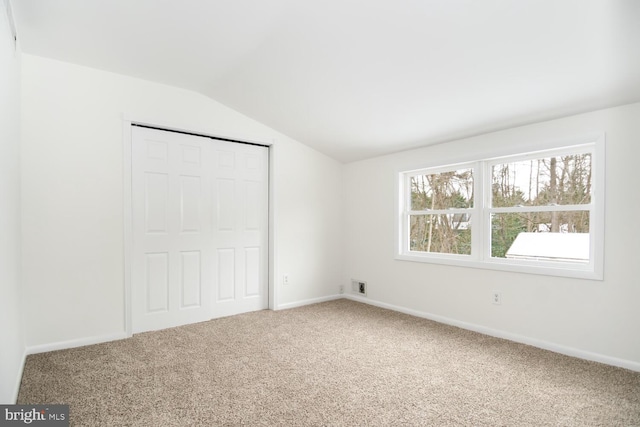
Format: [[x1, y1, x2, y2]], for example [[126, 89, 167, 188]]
[[132, 127, 213, 333], [211, 140, 269, 318], [131, 126, 268, 333]]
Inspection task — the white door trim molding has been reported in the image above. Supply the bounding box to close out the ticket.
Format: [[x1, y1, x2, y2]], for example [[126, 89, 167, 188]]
[[122, 114, 276, 337]]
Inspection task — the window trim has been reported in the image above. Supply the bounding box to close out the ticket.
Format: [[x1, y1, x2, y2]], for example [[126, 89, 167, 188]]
[[395, 134, 605, 280]]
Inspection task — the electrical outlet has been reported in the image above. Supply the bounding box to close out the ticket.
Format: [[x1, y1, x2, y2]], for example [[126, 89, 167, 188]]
[[339, 285, 344, 294], [492, 291, 501, 305], [283, 274, 290, 285]]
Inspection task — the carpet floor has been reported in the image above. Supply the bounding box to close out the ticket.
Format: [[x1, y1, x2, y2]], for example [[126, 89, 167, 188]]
[[18, 299, 640, 426]]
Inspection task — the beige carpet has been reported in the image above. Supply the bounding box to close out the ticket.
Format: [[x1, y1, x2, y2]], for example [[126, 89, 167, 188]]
[[18, 299, 640, 426]]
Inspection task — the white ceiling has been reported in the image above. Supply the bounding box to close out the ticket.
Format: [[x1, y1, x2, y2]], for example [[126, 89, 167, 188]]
[[11, 0, 640, 162]]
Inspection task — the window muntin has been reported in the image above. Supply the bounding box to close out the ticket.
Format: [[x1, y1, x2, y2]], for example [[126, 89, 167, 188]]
[[398, 139, 603, 279]]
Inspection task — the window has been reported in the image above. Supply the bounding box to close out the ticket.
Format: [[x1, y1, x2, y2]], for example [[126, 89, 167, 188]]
[[397, 135, 604, 279]]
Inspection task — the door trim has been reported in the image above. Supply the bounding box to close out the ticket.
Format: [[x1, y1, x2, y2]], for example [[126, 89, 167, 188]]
[[122, 115, 276, 337]]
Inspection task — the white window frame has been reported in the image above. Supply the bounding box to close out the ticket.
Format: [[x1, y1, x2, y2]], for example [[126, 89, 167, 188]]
[[396, 134, 605, 280], [402, 163, 479, 260]]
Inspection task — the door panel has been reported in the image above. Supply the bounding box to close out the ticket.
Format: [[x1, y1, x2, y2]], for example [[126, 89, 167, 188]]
[[244, 247, 261, 297], [132, 127, 212, 333], [144, 172, 169, 233], [179, 175, 202, 233], [216, 248, 235, 301], [210, 142, 269, 318], [145, 252, 169, 312], [180, 250, 202, 308]]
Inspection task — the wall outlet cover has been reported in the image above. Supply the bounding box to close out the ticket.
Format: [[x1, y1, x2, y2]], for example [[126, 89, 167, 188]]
[[492, 291, 502, 305]]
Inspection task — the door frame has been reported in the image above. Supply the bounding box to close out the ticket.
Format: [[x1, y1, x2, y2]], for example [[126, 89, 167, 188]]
[[122, 115, 277, 337]]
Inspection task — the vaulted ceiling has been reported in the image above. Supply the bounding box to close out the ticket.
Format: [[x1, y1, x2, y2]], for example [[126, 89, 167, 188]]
[[12, 0, 640, 162]]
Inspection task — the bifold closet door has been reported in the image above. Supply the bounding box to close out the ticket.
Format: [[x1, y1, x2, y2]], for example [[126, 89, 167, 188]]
[[210, 139, 269, 319], [131, 126, 268, 333]]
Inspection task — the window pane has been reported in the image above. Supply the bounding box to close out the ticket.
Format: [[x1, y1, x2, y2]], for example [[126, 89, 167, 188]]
[[411, 168, 473, 210], [491, 153, 592, 207], [491, 211, 590, 262], [409, 214, 472, 255]]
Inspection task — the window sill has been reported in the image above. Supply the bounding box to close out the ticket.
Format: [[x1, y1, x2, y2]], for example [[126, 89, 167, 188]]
[[395, 253, 603, 281]]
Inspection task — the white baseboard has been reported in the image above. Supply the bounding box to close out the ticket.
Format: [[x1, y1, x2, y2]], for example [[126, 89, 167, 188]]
[[343, 294, 640, 373], [26, 332, 129, 356], [276, 294, 342, 311]]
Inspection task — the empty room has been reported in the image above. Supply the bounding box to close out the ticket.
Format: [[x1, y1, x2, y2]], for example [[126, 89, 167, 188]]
[[1, 0, 639, 425]]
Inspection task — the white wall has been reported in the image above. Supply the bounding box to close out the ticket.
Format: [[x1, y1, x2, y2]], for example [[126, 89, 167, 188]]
[[0, 6, 25, 403], [21, 54, 343, 349], [343, 103, 640, 369]]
